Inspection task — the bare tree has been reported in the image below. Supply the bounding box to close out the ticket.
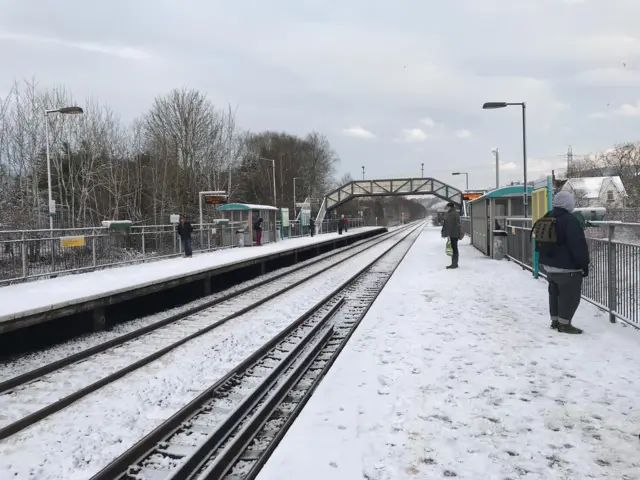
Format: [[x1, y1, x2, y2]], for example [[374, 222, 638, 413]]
[[0, 79, 342, 230]]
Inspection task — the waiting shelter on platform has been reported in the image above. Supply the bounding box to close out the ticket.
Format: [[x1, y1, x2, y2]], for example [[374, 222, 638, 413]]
[[217, 203, 278, 246], [468, 185, 533, 259]]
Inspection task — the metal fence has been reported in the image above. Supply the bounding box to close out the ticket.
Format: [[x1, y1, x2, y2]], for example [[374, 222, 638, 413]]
[[0, 217, 367, 284], [504, 218, 640, 327]]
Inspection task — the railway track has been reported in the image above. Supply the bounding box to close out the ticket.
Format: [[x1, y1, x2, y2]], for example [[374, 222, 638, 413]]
[[91, 221, 425, 480], [0, 224, 416, 441]]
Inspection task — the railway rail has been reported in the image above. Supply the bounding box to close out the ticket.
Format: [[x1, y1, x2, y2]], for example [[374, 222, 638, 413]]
[[91, 221, 425, 480], [0, 224, 416, 441]]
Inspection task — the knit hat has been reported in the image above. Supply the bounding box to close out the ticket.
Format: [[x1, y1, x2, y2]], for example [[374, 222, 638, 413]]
[[553, 191, 576, 213]]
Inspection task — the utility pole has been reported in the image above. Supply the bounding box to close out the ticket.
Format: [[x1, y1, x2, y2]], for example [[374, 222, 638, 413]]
[[492, 148, 499, 189], [421, 163, 424, 177], [272, 159, 277, 207]]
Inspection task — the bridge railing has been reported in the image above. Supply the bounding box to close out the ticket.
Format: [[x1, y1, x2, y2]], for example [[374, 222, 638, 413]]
[[505, 218, 640, 327]]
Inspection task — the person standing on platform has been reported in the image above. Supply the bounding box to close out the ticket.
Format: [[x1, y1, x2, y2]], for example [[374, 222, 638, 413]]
[[534, 191, 589, 334], [254, 216, 264, 246], [309, 216, 315, 237], [177, 216, 194, 258], [441, 202, 460, 269], [338, 214, 345, 235]]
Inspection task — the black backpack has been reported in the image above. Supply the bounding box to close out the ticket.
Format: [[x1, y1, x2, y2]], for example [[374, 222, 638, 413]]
[[531, 213, 557, 255]]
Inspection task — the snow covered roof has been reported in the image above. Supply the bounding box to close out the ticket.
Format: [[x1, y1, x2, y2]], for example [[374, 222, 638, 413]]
[[562, 176, 627, 199], [218, 203, 279, 211]]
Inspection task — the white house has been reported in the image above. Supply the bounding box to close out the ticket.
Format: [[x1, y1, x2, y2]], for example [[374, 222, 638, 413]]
[[561, 176, 627, 208]]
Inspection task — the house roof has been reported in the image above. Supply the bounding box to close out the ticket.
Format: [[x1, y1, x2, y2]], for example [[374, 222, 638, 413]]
[[562, 176, 627, 199]]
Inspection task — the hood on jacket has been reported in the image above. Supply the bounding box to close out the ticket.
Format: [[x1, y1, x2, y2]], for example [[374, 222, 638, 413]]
[[553, 191, 576, 213]]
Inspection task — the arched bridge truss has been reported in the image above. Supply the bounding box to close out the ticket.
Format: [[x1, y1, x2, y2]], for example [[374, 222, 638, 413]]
[[326, 177, 463, 210], [315, 177, 463, 228]]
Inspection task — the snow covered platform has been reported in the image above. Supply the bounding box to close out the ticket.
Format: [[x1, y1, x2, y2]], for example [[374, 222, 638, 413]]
[[257, 226, 640, 480], [0, 227, 385, 334]]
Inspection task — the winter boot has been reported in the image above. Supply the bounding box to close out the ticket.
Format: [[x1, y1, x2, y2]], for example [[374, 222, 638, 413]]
[[550, 317, 559, 329], [446, 254, 459, 269], [557, 323, 583, 334]]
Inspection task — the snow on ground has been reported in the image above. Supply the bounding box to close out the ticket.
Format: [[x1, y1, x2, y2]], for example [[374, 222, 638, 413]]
[[0, 231, 385, 382], [0, 231, 407, 480], [0, 227, 380, 323], [257, 227, 640, 480]]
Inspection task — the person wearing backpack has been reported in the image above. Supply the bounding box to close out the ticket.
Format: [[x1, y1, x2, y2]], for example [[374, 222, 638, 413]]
[[441, 202, 461, 269], [532, 191, 589, 334]]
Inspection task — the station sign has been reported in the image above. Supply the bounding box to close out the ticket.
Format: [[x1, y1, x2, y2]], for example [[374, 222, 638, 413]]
[[462, 192, 483, 201], [204, 194, 227, 205]]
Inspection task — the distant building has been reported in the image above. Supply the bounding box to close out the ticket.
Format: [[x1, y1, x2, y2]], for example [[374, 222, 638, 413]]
[[561, 176, 627, 208]]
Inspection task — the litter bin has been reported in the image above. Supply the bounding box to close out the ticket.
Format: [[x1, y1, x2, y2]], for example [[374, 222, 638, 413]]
[[235, 228, 245, 247], [493, 230, 507, 260]]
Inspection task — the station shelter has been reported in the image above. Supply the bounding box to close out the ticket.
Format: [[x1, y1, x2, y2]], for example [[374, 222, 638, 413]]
[[468, 185, 533, 259], [217, 203, 278, 247]]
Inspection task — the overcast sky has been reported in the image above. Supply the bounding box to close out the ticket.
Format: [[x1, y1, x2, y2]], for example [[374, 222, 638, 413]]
[[2, 0, 640, 191]]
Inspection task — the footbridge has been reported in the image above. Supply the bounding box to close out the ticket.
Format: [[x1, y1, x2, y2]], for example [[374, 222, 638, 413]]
[[315, 177, 463, 228]]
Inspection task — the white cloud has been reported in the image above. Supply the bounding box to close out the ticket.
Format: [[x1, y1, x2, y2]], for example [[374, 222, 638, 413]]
[[614, 101, 640, 117], [420, 117, 436, 127], [588, 100, 640, 119], [500, 161, 517, 170], [399, 128, 429, 142], [342, 126, 375, 139], [0, 32, 152, 60], [455, 129, 471, 138]]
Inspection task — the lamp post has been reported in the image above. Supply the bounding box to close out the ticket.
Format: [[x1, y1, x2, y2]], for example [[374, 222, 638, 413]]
[[483, 101, 528, 269], [492, 148, 499, 189], [361, 166, 365, 180], [482, 101, 528, 213], [45, 106, 84, 230], [421, 163, 424, 177], [253, 155, 277, 207], [293, 176, 300, 217], [452, 172, 469, 191]]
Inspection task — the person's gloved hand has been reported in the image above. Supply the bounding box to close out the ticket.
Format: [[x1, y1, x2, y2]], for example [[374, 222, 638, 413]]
[[582, 266, 589, 277]]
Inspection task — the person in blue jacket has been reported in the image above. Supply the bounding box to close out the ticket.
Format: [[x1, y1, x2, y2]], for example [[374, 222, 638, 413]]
[[537, 191, 590, 334]]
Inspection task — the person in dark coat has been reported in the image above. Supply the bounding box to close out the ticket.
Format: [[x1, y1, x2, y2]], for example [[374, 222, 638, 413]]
[[338, 214, 345, 235], [309, 216, 315, 237], [441, 202, 460, 269], [177, 216, 194, 258], [254, 216, 264, 246], [537, 191, 590, 334]]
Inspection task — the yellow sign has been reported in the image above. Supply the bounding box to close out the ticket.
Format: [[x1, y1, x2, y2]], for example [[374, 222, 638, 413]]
[[60, 236, 86, 248], [532, 188, 548, 223]]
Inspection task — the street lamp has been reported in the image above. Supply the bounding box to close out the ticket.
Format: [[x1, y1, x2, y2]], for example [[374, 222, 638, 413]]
[[254, 155, 277, 206], [45, 106, 84, 230], [421, 163, 424, 178], [452, 172, 469, 191], [293, 177, 300, 217], [361, 166, 365, 180], [484, 101, 528, 270], [482, 101, 528, 212]]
